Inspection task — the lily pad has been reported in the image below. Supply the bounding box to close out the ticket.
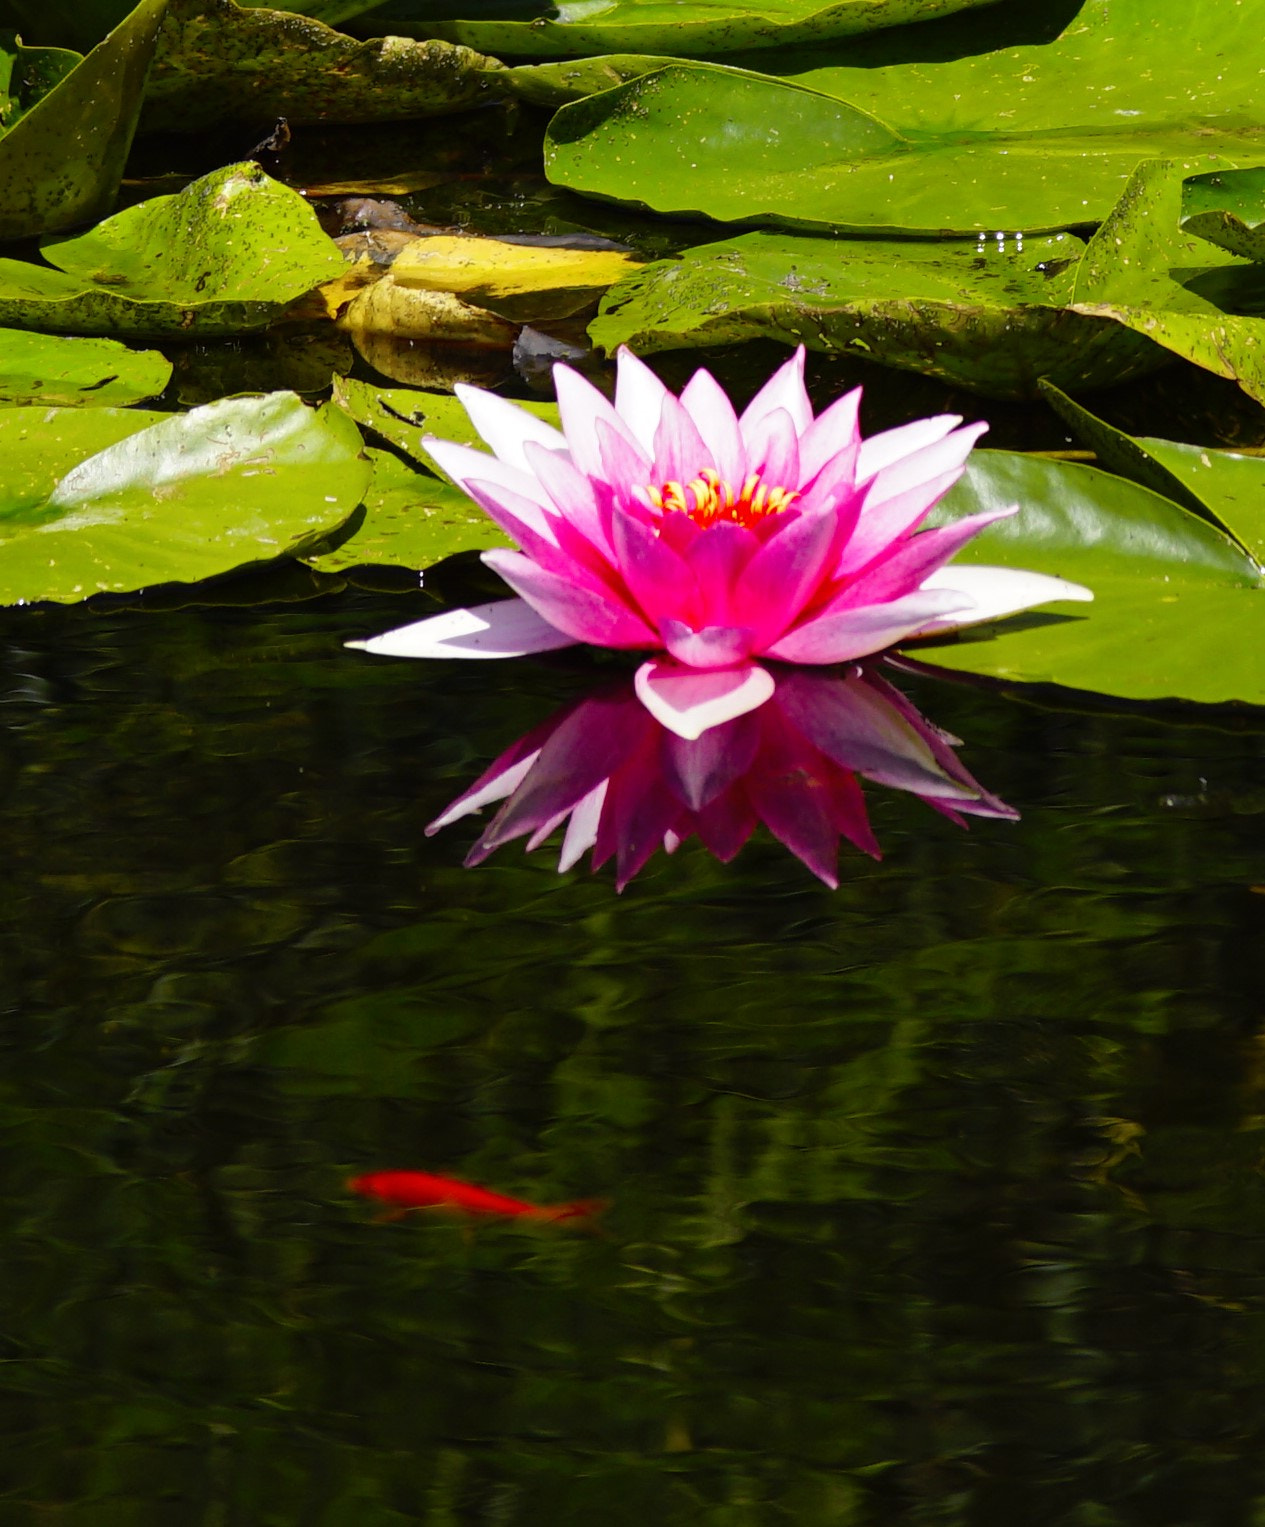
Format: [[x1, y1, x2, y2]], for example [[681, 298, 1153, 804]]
[[0, 392, 371, 605], [303, 446, 509, 574], [918, 450, 1265, 707], [542, 0, 1265, 236], [1041, 382, 1265, 565], [350, 0, 999, 57], [141, 0, 501, 135], [589, 228, 1166, 398], [0, 33, 78, 129], [0, 329, 172, 405], [1182, 166, 1265, 264], [0, 163, 346, 336], [0, 0, 164, 239]]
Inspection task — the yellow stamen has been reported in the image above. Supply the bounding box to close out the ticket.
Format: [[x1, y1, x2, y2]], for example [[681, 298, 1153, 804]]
[[642, 466, 798, 529]]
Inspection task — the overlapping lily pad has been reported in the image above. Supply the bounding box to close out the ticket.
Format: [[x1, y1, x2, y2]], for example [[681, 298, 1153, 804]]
[[349, 0, 999, 57], [918, 451, 1265, 706], [1182, 167, 1265, 264], [0, 392, 370, 604], [140, 0, 501, 134], [0, 329, 172, 405], [542, 0, 1265, 236], [0, 163, 346, 336], [0, 0, 164, 239]]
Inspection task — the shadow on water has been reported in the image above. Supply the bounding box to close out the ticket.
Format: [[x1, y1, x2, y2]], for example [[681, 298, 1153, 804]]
[[1, 588, 1264, 1524]]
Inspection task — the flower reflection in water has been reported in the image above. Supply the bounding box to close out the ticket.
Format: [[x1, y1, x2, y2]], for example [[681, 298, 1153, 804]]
[[430, 664, 1015, 890]]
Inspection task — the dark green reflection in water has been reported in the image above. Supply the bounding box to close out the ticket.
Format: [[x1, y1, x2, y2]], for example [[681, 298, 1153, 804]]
[[1, 592, 1264, 1526]]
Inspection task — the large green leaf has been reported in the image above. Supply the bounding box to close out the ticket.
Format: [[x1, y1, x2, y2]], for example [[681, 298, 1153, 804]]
[[0, 330, 171, 405], [346, 0, 999, 57], [589, 228, 1168, 398], [0, 0, 164, 239], [917, 451, 1265, 707], [1041, 381, 1265, 565], [0, 393, 371, 604], [0, 164, 346, 337], [141, 0, 501, 134], [542, 0, 1265, 236]]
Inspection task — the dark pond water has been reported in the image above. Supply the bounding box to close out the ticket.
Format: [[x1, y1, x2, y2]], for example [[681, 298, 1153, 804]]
[[2, 584, 1264, 1525]]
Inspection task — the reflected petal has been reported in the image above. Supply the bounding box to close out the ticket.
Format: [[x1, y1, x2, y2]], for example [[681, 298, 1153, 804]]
[[635, 658, 776, 740]]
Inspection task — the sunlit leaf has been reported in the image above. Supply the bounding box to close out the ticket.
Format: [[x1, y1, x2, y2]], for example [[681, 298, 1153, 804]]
[[0, 393, 371, 605], [349, 0, 1001, 57], [919, 451, 1265, 707], [0, 329, 172, 406], [0, 0, 164, 239], [0, 163, 346, 336], [142, 0, 502, 134], [541, 0, 1265, 235]]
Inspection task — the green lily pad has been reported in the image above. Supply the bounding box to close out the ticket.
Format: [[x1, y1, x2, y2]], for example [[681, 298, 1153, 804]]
[[1182, 166, 1265, 264], [0, 32, 78, 129], [542, 0, 1265, 237], [0, 392, 371, 605], [351, 0, 999, 58], [1068, 160, 1265, 407], [0, 0, 164, 239], [0, 163, 346, 336], [918, 450, 1265, 707], [1041, 381, 1265, 565], [303, 446, 509, 574], [589, 228, 1167, 398], [141, 0, 501, 135], [0, 329, 171, 405]]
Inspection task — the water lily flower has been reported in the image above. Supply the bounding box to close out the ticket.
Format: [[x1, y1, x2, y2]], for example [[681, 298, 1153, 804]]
[[350, 348, 1090, 739], [428, 665, 1016, 890]]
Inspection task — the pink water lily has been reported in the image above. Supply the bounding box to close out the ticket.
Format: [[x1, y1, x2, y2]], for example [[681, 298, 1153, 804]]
[[350, 348, 1091, 739], [429, 665, 1017, 890]]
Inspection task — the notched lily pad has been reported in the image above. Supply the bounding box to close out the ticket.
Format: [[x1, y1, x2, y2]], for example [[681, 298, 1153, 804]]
[[1182, 166, 1265, 263], [142, 0, 502, 134], [0, 328, 172, 405], [0, 162, 346, 335], [0, 391, 371, 605]]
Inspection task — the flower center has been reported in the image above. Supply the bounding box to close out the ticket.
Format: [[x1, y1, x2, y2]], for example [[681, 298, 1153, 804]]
[[643, 467, 799, 530]]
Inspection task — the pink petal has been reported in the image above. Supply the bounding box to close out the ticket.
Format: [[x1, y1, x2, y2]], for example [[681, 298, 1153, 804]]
[[634, 657, 776, 740], [659, 711, 761, 811], [681, 519, 761, 625], [862, 420, 989, 508], [731, 502, 837, 647], [659, 618, 756, 669], [680, 367, 745, 483], [694, 791, 759, 861], [651, 391, 709, 485], [832, 506, 1018, 609], [765, 588, 977, 664], [521, 439, 616, 559], [346, 597, 576, 660], [482, 549, 657, 648], [836, 465, 971, 577], [614, 347, 670, 454], [740, 346, 811, 437], [553, 363, 643, 480], [611, 510, 700, 628], [743, 406, 800, 490], [455, 383, 567, 470], [596, 417, 654, 500], [424, 438, 554, 534], [797, 387, 862, 483], [916, 565, 1094, 630], [855, 414, 963, 482], [428, 746, 543, 833]]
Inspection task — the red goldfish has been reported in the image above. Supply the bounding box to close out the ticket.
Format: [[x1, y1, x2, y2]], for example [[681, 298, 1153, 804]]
[[348, 1170, 605, 1227]]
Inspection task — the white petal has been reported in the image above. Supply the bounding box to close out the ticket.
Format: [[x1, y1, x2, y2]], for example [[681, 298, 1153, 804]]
[[346, 598, 577, 659], [423, 437, 553, 520], [918, 565, 1093, 631], [558, 781, 608, 871], [634, 659, 776, 740], [455, 383, 567, 472]]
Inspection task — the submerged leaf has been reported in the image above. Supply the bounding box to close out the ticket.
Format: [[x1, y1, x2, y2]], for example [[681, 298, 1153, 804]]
[[0, 329, 172, 406], [0, 0, 165, 239], [142, 0, 502, 133], [0, 393, 370, 605]]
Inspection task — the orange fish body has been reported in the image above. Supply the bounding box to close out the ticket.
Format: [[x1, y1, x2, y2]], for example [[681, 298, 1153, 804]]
[[348, 1170, 603, 1226]]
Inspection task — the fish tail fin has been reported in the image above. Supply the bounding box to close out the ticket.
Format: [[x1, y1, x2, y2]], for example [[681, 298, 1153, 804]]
[[542, 1198, 609, 1230]]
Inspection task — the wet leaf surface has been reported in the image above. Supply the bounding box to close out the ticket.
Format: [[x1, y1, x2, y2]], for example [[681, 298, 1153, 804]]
[[0, 329, 171, 405]]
